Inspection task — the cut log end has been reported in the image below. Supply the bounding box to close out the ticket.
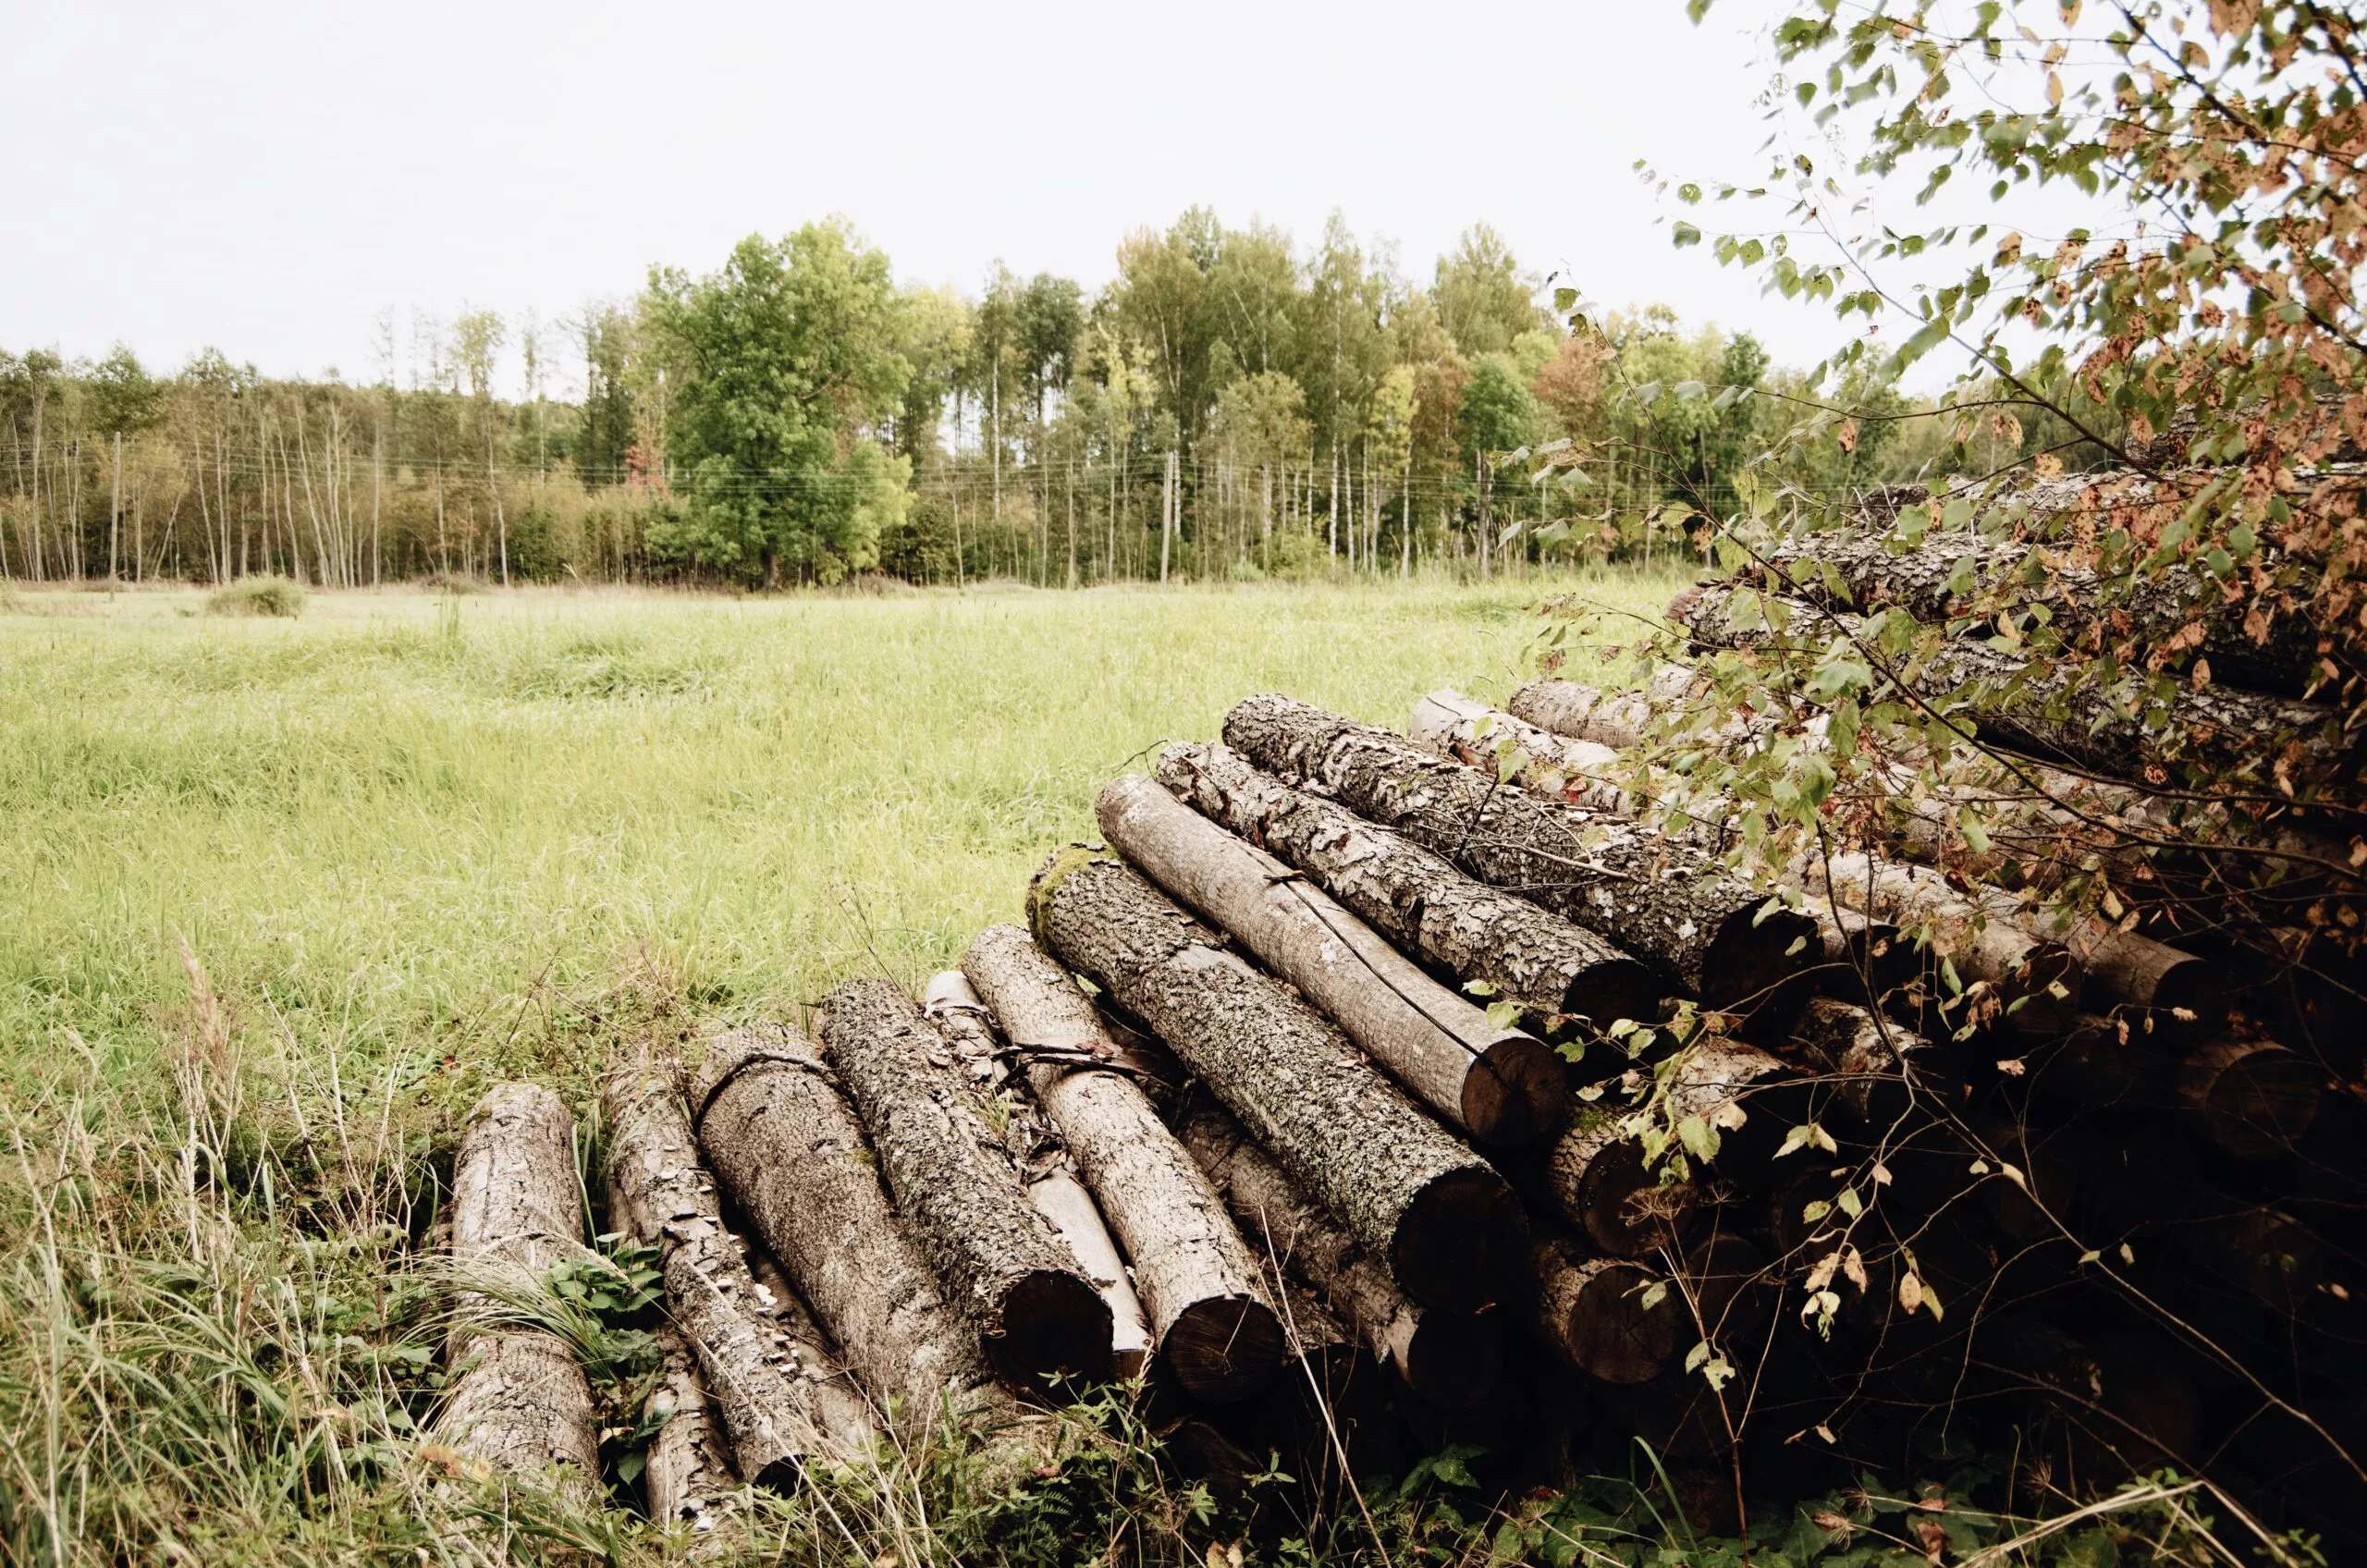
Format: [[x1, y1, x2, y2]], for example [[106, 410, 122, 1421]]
[[1162, 1293, 1288, 1404], [1398, 1309, 1508, 1409], [1704, 904, 1818, 1021], [1559, 958, 1662, 1035], [984, 1269, 1117, 1390], [1543, 1256, 1679, 1386], [2180, 1039, 2322, 1161], [1461, 1035, 1571, 1149], [1390, 1166, 1529, 1314]]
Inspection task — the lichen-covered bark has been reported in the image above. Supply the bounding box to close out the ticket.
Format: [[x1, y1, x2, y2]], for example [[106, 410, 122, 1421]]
[[1172, 1097, 1505, 1409], [1220, 693, 1813, 1018], [1156, 741, 1655, 1029], [1029, 846, 1527, 1313], [604, 1046, 875, 1485], [1677, 584, 2353, 793], [691, 1025, 994, 1428], [642, 1329, 739, 1542], [439, 1083, 600, 1497], [1509, 666, 1702, 748], [958, 925, 1282, 1403], [1098, 772, 1564, 1147], [816, 979, 1112, 1390]]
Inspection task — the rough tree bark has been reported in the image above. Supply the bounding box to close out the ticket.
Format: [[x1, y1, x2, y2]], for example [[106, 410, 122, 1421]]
[[1098, 773, 1566, 1147], [1529, 1235, 1680, 1385], [1509, 665, 1703, 749], [642, 1329, 739, 1539], [957, 926, 1284, 1403], [1676, 583, 2351, 793], [1785, 997, 1962, 1129], [1155, 741, 1656, 1028], [1220, 693, 1814, 1022], [1810, 851, 2081, 1040], [816, 979, 1113, 1390], [1028, 847, 1527, 1313], [691, 1025, 995, 1427], [604, 1046, 875, 1485], [438, 1083, 601, 1497], [1172, 1096, 1506, 1409]]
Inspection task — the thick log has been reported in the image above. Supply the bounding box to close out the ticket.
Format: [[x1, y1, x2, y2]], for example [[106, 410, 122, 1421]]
[[816, 979, 1112, 1390], [2176, 1036, 2322, 1161], [1676, 1231, 1775, 1349], [1530, 1108, 1701, 1257], [438, 1083, 601, 1497], [1785, 997, 1961, 1127], [1810, 851, 2080, 1039], [1098, 772, 1567, 1147], [691, 1026, 993, 1426], [957, 927, 1282, 1403], [604, 1046, 874, 1487], [1156, 740, 1656, 1029], [1172, 1096, 1506, 1408], [1530, 1234, 1680, 1385], [1676, 583, 2352, 792], [1220, 693, 1815, 1020], [642, 1329, 738, 1537], [2020, 1012, 2177, 1111], [1029, 846, 1527, 1313], [2065, 922, 2231, 1050], [1806, 895, 1917, 1005]]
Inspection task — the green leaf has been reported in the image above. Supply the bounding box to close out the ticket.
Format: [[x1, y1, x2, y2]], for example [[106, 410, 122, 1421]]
[[1672, 222, 1703, 249]]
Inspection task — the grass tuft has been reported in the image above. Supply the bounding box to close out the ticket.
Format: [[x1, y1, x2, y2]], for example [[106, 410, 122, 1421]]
[[205, 575, 307, 618]]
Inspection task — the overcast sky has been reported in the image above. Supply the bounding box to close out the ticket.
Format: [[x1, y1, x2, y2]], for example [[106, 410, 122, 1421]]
[[7, 0, 1856, 397]]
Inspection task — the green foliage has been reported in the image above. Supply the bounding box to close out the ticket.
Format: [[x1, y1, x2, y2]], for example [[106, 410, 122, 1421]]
[[205, 574, 305, 617]]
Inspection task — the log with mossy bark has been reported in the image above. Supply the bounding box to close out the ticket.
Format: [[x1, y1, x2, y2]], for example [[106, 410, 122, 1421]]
[[604, 1046, 876, 1486], [1524, 1104, 1701, 1258], [1155, 741, 1657, 1030], [816, 978, 1113, 1391], [1674, 582, 2355, 796], [691, 1025, 997, 1427], [437, 1083, 601, 1498], [1028, 846, 1528, 1312], [952, 928, 1285, 1403], [1171, 1095, 1507, 1409], [1098, 772, 1567, 1147], [1219, 693, 1815, 1023]]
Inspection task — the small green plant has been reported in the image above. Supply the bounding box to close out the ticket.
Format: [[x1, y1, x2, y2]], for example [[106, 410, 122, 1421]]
[[206, 574, 306, 618]]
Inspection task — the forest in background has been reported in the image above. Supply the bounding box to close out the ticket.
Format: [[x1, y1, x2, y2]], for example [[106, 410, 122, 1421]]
[[0, 210, 2086, 592]]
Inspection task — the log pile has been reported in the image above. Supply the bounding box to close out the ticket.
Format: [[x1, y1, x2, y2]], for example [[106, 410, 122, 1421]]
[[429, 571, 2362, 1544]]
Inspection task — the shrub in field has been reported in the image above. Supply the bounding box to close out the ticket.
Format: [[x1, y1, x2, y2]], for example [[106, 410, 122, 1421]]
[[205, 574, 306, 618]]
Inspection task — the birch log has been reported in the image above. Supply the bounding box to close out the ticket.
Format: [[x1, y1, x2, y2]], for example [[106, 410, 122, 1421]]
[[1220, 693, 1813, 1022], [958, 926, 1284, 1403], [816, 979, 1112, 1390], [1173, 1096, 1506, 1409], [1098, 773, 1566, 1147], [438, 1083, 600, 1497], [691, 1026, 993, 1427], [1156, 741, 1656, 1028], [1028, 846, 1527, 1312], [604, 1046, 875, 1485]]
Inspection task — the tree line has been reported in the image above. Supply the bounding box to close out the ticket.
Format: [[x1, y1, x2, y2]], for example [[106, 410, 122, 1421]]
[[0, 210, 2079, 591]]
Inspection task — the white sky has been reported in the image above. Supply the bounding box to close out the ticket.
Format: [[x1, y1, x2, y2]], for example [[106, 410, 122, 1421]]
[[8, 0, 1867, 397]]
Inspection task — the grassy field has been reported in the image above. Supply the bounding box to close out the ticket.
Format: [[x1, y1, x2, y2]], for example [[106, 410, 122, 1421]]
[[0, 572, 1694, 1565]]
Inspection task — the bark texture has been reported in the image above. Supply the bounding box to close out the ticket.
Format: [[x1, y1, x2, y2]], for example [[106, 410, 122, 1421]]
[[1677, 584, 2352, 792], [691, 1024, 993, 1427], [439, 1083, 600, 1497], [1173, 1096, 1506, 1409], [1529, 1235, 1679, 1385], [1098, 773, 1566, 1147], [1509, 665, 1702, 749], [1220, 693, 1814, 1019], [816, 978, 1113, 1390], [1785, 997, 1961, 1128], [642, 1329, 739, 1540], [1156, 741, 1656, 1028], [605, 1046, 874, 1487], [1029, 846, 1527, 1313], [1809, 851, 2081, 1040], [959, 925, 1283, 1403]]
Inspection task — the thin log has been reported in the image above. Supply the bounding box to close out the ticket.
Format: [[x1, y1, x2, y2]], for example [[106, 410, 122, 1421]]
[[1156, 740, 1656, 1028], [642, 1329, 738, 1538], [1530, 1234, 1680, 1385], [605, 1046, 873, 1487], [816, 978, 1112, 1390], [438, 1083, 600, 1497], [1098, 772, 1565, 1147], [1172, 1096, 1506, 1409], [1508, 664, 1702, 748], [957, 927, 1283, 1403], [2176, 1035, 2322, 1161], [2066, 921, 2231, 1050], [691, 1025, 994, 1427], [1029, 847, 1527, 1313], [1025, 1169, 1153, 1381], [1220, 693, 1814, 1021]]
